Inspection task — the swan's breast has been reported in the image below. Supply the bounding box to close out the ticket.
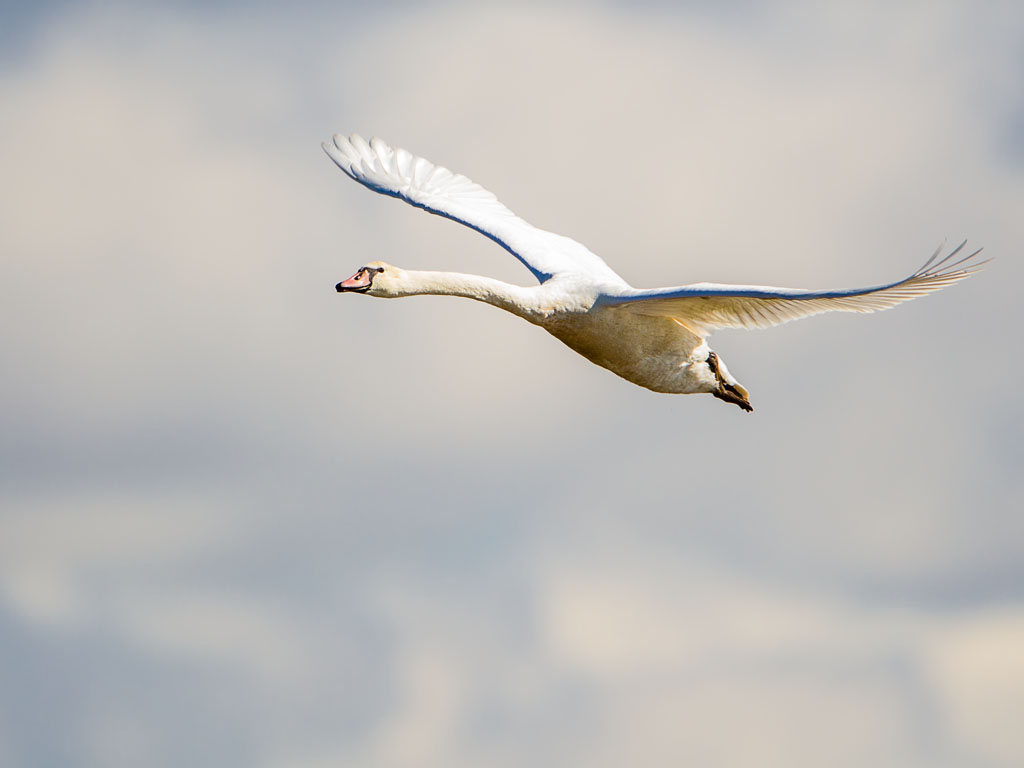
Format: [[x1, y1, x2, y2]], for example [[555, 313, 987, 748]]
[[538, 306, 712, 394]]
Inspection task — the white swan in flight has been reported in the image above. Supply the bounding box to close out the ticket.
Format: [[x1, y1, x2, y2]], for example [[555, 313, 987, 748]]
[[323, 133, 985, 412]]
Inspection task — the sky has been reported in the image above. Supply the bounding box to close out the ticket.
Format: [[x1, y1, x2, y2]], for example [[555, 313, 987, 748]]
[[1, 0, 1023, 766]]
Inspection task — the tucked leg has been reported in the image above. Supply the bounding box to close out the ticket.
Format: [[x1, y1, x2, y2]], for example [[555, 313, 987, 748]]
[[707, 351, 753, 412]]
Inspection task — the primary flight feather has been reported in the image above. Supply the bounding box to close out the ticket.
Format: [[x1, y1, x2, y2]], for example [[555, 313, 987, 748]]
[[324, 133, 985, 411]]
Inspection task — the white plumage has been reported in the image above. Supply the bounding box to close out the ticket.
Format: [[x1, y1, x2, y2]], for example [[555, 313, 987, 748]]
[[324, 133, 985, 411]]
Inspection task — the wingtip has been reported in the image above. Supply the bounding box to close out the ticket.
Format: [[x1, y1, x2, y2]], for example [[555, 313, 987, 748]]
[[915, 240, 988, 278], [328, 133, 365, 159], [322, 137, 344, 162], [323, 135, 362, 180]]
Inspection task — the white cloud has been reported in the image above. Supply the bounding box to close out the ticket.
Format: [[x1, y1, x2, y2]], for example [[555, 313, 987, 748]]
[[299, 545, 1024, 768], [0, 494, 239, 628], [925, 608, 1024, 766], [118, 590, 330, 685], [535, 548, 1024, 767], [0, 2, 1022, 768]]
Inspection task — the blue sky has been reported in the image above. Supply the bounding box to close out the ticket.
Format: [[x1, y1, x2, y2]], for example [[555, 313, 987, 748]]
[[1, 1, 1022, 766]]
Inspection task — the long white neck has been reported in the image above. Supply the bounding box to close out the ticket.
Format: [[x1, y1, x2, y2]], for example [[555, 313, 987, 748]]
[[394, 270, 544, 319]]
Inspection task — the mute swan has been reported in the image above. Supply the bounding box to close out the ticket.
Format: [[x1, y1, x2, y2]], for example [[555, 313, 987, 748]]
[[324, 133, 985, 412]]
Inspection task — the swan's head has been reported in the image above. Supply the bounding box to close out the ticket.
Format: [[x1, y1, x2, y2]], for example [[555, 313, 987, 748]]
[[335, 261, 404, 297]]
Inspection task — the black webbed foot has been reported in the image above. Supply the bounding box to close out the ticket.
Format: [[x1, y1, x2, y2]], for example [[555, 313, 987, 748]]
[[707, 351, 753, 412]]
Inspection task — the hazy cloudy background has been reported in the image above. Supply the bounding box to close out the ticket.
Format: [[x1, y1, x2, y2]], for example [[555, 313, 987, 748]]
[[1, 0, 1022, 765]]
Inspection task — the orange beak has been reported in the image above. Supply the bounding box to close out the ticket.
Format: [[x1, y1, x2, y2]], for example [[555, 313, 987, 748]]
[[336, 269, 373, 293]]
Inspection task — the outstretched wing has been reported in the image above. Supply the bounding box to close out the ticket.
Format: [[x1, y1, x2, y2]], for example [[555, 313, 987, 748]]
[[601, 242, 986, 335], [323, 133, 623, 285]]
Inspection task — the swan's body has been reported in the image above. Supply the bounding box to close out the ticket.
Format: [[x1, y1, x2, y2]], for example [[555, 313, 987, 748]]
[[324, 133, 985, 411]]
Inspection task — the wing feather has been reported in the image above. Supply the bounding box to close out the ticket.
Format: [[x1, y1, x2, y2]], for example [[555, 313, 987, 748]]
[[323, 133, 623, 285], [602, 242, 987, 335]]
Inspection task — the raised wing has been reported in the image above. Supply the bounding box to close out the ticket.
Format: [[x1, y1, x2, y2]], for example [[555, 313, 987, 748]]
[[601, 242, 986, 335], [323, 134, 623, 285]]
